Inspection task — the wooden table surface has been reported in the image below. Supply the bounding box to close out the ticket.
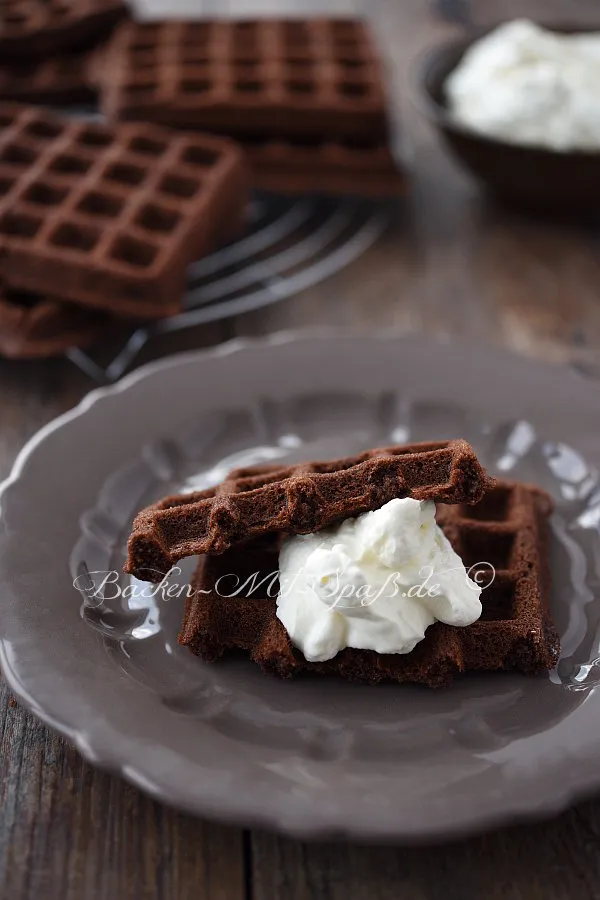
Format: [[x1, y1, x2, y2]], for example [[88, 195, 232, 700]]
[[3, 1, 600, 897]]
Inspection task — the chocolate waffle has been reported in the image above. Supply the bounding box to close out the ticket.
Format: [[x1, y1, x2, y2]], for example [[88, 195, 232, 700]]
[[0, 287, 110, 358], [0, 51, 97, 106], [180, 481, 560, 686], [99, 19, 389, 142], [126, 440, 492, 582], [0, 0, 125, 61], [0, 104, 248, 318], [247, 138, 405, 197]]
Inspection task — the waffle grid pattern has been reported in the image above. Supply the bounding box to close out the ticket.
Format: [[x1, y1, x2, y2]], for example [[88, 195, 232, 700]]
[[126, 440, 492, 580], [100, 19, 388, 140], [181, 481, 560, 686], [0, 104, 247, 317], [435, 483, 551, 625]]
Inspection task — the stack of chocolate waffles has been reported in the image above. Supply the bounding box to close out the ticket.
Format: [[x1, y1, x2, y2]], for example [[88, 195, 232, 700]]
[[0, 103, 248, 358], [0, 12, 405, 360], [0, 11, 410, 360], [125, 440, 560, 688], [97, 18, 405, 197]]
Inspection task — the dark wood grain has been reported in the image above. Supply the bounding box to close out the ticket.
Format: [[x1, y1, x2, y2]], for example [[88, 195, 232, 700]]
[[251, 805, 600, 900], [0, 699, 245, 900], [3, 0, 600, 897]]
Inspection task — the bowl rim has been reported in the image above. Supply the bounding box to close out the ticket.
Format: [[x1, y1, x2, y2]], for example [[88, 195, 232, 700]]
[[410, 20, 600, 159]]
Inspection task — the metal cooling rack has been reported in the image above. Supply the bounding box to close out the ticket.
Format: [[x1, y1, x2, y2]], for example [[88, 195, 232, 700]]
[[65, 192, 392, 384]]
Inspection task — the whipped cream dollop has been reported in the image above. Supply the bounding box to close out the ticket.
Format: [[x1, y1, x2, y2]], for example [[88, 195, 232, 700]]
[[276, 498, 482, 663], [445, 19, 600, 151]]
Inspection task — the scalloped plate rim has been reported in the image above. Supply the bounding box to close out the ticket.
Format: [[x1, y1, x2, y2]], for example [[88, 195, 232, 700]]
[[1, 330, 600, 843]]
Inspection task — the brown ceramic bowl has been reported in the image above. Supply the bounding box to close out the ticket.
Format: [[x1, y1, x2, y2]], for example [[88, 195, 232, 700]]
[[416, 24, 600, 215]]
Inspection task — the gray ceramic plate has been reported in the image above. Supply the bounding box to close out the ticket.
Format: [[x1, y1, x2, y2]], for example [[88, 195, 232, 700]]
[[2, 333, 600, 842]]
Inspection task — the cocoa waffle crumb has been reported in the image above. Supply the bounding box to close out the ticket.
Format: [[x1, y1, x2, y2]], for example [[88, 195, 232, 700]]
[[0, 104, 248, 318], [126, 440, 493, 582], [180, 481, 560, 686]]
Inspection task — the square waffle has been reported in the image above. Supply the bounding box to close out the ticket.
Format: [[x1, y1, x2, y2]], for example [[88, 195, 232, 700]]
[[0, 287, 111, 358], [0, 51, 97, 106], [126, 440, 493, 582], [0, 104, 248, 318], [99, 19, 390, 142], [0, 0, 125, 61], [180, 481, 560, 686]]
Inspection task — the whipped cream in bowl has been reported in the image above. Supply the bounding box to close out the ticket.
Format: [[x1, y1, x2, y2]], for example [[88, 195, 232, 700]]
[[418, 18, 600, 212], [445, 19, 600, 152], [276, 498, 482, 663]]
